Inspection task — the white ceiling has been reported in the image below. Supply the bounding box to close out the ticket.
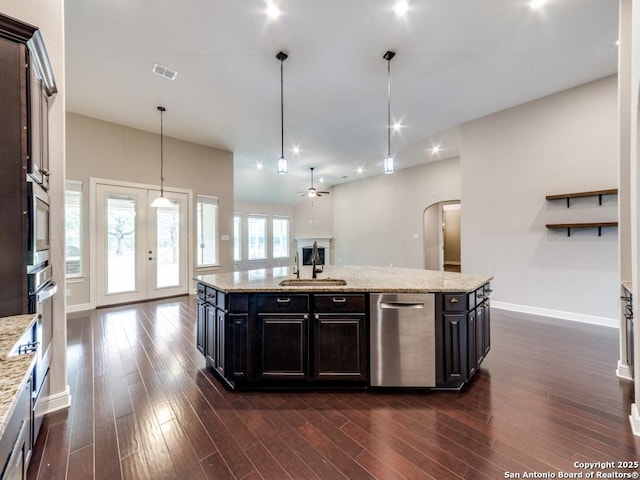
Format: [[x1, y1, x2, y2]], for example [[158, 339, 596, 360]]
[[64, 0, 619, 205]]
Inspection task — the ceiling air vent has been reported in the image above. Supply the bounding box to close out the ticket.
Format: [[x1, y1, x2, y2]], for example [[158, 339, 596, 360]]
[[152, 62, 178, 80]]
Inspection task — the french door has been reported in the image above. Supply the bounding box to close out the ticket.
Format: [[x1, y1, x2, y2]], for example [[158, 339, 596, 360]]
[[95, 181, 189, 307]]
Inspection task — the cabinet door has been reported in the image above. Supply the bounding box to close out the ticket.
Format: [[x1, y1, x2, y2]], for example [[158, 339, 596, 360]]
[[195, 299, 205, 354], [314, 314, 367, 382], [441, 313, 468, 386], [467, 310, 477, 379], [227, 314, 248, 379], [214, 309, 225, 376], [205, 304, 216, 365], [481, 301, 491, 358], [256, 314, 308, 381]]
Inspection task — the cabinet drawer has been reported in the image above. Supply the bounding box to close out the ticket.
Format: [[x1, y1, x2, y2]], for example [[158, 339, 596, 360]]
[[204, 286, 217, 305], [196, 283, 206, 300], [257, 294, 309, 313], [217, 290, 226, 309], [228, 294, 248, 313], [313, 294, 366, 313], [442, 293, 467, 312]]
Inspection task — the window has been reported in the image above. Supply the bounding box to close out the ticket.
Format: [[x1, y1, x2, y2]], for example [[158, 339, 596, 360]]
[[272, 216, 290, 258], [233, 214, 242, 261], [65, 181, 82, 276], [196, 195, 218, 266], [247, 215, 267, 260]]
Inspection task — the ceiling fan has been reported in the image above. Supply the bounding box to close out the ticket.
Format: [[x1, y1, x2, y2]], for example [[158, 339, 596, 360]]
[[298, 167, 330, 198]]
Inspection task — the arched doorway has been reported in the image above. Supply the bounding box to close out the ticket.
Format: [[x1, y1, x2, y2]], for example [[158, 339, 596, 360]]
[[423, 200, 461, 271]]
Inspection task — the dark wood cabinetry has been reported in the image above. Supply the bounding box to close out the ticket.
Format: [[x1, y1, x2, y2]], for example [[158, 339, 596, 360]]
[[195, 281, 490, 391], [436, 282, 491, 390], [196, 285, 368, 388], [313, 294, 367, 382], [0, 15, 56, 318]]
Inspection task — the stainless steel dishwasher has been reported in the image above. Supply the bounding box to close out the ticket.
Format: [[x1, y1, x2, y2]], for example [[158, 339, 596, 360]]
[[369, 293, 436, 387]]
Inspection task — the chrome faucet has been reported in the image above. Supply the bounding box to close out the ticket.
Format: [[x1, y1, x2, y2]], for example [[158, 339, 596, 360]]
[[312, 241, 323, 279], [293, 252, 300, 279]]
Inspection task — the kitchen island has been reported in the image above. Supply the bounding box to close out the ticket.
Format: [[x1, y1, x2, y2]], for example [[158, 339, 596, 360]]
[[195, 266, 492, 391]]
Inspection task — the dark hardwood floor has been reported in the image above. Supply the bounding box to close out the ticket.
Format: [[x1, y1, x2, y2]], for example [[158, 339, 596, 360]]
[[27, 296, 639, 480]]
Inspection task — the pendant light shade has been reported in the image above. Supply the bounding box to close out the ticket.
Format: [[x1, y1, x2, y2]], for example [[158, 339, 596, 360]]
[[151, 106, 172, 208], [276, 51, 288, 175], [383, 50, 396, 175]]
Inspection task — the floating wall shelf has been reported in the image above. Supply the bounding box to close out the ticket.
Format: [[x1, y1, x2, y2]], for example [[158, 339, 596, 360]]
[[545, 222, 618, 237], [545, 189, 618, 237], [545, 188, 618, 208]]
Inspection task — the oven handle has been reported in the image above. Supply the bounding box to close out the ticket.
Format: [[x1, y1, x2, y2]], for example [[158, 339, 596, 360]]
[[36, 281, 57, 303]]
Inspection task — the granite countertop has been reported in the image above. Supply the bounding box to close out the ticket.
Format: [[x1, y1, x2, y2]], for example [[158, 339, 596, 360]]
[[196, 265, 493, 294], [0, 314, 38, 442]]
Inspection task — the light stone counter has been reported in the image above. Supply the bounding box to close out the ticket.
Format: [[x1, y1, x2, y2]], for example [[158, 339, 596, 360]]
[[196, 265, 493, 293], [0, 314, 37, 442]]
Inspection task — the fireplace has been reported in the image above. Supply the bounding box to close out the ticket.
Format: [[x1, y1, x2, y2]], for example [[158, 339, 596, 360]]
[[302, 246, 325, 266], [295, 237, 332, 266]]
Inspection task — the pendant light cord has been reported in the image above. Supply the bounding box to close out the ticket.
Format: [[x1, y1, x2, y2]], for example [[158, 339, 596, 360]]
[[280, 59, 284, 158], [158, 105, 166, 196], [387, 58, 391, 158]]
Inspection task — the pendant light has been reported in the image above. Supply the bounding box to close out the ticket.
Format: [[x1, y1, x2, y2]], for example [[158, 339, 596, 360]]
[[383, 50, 396, 174], [151, 106, 172, 208], [276, 51, 288, 175]]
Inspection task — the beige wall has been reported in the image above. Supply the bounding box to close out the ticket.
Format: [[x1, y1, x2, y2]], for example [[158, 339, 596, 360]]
[[443, 207, 461, 264], [332, 158, 461, 267], [0, 0, 68, 409], [462, 75, 619, 324], [66, 113, 234, 308]]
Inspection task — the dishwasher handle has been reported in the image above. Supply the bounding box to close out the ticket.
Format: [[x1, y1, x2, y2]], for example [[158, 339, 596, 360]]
[[380, 302, 425, 309]]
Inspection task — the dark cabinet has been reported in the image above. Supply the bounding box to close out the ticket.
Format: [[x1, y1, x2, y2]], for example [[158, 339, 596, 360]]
[[0, 14, 56, 318], [312, 294, 367, 382], [436, 282, 491, 389], [255, 293, 310, 382], [195, 286, 368, 388], [195, 299, 205, 355], [205, 304, 216, 366], [314, 314, 366, 381], [257, 313, 309, 381]]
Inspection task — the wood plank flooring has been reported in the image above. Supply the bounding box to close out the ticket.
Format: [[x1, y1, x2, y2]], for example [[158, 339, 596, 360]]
[[27, 296, 639, 479]]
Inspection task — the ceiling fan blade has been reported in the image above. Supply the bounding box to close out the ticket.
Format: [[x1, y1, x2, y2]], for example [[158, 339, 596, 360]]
[[318, 191, 330, 194]]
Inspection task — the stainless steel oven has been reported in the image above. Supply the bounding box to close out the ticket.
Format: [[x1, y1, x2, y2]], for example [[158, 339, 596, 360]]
[[27, 180, 50, 270], [27, 263, 56, 447]]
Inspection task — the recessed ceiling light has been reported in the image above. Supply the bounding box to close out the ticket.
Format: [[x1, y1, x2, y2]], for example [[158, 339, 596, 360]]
[[267, 3, 281, 19], [292, 146, 300, 155], [357, 167, 364, 174], [529, 0, 545, 9], [430, 144, 442, 155], [319, 177, 325, 183], [394, 1, 409, 16], [392, 122, 402, 132], [256, 162, 264, 170]]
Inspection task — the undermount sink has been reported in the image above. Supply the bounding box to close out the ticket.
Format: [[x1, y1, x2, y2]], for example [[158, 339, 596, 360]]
[[279, 278, 347, 287]]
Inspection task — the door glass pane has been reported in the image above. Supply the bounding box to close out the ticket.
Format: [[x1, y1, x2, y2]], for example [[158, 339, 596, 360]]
[[107, 195, 136, 294], [156, 201, 180, 288]]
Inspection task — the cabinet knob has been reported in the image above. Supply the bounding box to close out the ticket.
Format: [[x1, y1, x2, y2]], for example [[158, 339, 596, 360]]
[[276, 297, 291, 303], [449, 297, 459, 304]]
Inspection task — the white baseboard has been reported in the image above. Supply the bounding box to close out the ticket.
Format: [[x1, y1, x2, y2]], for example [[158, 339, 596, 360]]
[[491, 301, 618, 328], [45, 385, 71, 414], [66, 302, 93, 313], [616, 361, 634, 381], [630, 403, 640, 437]]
